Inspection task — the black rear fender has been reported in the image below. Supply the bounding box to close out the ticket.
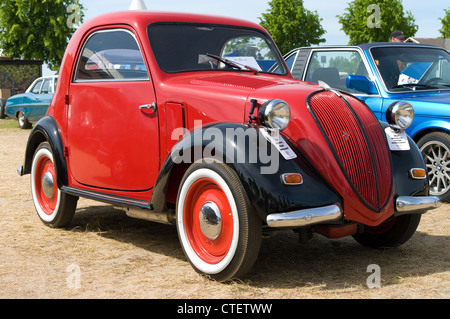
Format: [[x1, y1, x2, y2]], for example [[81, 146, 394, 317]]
[[20, 116, 68, 188]]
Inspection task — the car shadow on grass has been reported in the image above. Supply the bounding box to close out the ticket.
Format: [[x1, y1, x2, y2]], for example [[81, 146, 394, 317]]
[[68, 204, 449, 290], [248, 229, 449, 290]]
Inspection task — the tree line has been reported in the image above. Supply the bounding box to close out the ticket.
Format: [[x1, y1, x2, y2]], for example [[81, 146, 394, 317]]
[[0, 0, 448, 72]]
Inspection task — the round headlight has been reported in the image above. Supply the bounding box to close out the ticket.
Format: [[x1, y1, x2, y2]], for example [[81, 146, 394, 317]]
[[259, 99, 291, 131], [385, 101, 414, 131]]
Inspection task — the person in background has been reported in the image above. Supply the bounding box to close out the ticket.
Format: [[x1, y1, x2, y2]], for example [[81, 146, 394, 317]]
[[390, 30, 405, 42]]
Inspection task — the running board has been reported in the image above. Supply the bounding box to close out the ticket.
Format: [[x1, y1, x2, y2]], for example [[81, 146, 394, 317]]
[[61, 186, 175, 225]]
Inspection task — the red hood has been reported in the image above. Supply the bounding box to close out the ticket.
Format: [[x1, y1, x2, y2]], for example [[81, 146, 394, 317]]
[[157, 72, 315, 125]]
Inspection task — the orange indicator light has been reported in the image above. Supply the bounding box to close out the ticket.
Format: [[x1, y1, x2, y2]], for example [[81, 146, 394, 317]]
[[410, 168, 426, 179], [281, 173, 303, 185]]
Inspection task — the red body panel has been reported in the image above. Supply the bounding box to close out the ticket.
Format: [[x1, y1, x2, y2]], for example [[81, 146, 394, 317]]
[[47, 11, 399, 226], [68, 81, 159, 191]]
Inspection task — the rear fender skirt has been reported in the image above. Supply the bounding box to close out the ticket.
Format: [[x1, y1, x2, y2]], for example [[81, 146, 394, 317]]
[[151, 122, 341, 223]]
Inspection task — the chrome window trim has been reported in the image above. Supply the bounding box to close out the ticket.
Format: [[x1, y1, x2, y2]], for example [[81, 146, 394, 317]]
[[73, 28, 150, 83]]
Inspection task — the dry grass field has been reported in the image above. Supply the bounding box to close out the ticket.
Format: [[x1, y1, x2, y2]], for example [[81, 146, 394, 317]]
[[0, 118, 448, 299]]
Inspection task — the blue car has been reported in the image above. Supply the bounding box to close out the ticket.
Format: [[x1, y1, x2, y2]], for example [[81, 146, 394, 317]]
[[285, 43, 450, 200], [5, 75, 57, 129]]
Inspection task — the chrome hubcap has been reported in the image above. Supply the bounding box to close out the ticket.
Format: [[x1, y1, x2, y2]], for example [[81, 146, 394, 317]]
[[41, 171, 55, 199], [421, 141, 450, 196], [198, 201, 222, 240]]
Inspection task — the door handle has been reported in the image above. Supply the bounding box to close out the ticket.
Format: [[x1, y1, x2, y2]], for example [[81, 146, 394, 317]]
[[139, 102, 157, 112]]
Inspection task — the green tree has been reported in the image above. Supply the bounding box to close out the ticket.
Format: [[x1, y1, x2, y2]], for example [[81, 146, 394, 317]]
[[259, 0, 326, 54], [337, 0, 418, 45], [439, 8, 450, 38], [0, 0, 84, 71]]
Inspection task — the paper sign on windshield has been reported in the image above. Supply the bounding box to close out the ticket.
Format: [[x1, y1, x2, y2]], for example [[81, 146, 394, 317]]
[[226, 56, 262, 71]]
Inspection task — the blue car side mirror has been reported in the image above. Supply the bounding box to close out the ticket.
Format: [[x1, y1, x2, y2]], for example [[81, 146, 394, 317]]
[[346, 75, 378, 94]]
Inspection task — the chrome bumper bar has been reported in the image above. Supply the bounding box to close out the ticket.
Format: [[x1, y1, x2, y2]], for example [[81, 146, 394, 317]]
[[266, 196, 441, 228], [266, 204, 342, 228], [395, 196, 441, 216]]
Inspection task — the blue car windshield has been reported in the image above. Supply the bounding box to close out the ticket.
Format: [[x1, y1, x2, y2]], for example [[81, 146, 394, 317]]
[[148, 23, 287, 75], [371, 46, 450, 91]]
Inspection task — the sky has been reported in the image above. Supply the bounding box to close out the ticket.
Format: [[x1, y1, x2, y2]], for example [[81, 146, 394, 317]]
[[43, 0, 449, 76]]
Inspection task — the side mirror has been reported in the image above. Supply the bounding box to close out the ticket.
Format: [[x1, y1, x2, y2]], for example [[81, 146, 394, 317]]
[[346, 75, 378, 94]]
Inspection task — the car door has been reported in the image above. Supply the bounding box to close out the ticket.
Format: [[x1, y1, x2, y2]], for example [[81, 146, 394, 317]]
[[26, 78, 43, 108], [67, 27, 159, 192], [28, 77, 53, 121]]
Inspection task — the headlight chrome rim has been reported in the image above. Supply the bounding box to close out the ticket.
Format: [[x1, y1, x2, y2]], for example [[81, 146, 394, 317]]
[[385, 101, 414, 131], [259, 99, 291, 131]]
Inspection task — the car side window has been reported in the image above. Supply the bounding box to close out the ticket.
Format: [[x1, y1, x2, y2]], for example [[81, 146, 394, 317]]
[[41, 79, 51, 94], [74, 29, 149, 82], [284, 53, 297, 71], [305, 51, 368, 92], [420, 59, 450, 83], [31, 80, 43, 94]]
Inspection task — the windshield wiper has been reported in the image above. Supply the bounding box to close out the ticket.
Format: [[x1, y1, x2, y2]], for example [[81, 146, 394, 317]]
[[206, 53, 242, 70], [206, 53, 259, 75], [392, 83, 438, 90]]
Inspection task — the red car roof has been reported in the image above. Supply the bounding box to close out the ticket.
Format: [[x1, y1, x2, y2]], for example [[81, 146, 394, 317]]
[[81, 10, 265, 32]]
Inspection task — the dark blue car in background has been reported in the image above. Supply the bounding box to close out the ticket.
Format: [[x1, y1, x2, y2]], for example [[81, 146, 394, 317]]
[[5, 75, 57, 129], [285, 43, 450, 200]]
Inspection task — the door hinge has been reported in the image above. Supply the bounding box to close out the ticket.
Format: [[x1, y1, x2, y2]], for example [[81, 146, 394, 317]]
[[64, 147, 69, 157], [64, 94, 71, 106]]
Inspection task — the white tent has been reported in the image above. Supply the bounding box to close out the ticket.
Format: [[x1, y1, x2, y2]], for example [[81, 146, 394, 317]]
[[129, 0, 147, 10]]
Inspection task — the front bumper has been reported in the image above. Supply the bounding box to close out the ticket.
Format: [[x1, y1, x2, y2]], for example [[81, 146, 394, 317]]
[[266, 204, 342, 228], [266, 196, 441, 228], [395, 196, 441, 215]]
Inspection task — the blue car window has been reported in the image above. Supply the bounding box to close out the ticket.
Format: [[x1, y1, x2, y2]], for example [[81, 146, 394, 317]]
[[305, 50, 367, 93], [371, 46, 450, 91], [285, 54, 296, 71], [41, 79, 51, 94], [30, 80, 43, 94]]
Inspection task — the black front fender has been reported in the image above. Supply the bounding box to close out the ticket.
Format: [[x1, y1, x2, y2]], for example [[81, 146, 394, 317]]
[[381, 122, 429, 198], [391, 135, 429, 197], [20, 116, 68, 188], [150, 122, 340, 222]]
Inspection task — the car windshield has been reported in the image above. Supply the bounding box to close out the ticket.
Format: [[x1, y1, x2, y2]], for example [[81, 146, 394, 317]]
[[371, 46, 450, 91], [148, 23, 287, 75]]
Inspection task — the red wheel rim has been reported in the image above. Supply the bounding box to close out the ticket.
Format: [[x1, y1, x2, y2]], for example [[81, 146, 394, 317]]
[[34, 155, 58, 215], [183, 178, 234, 264]]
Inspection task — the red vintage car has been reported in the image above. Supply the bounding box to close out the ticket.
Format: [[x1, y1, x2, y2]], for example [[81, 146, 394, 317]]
[[19, 11, 440, 281]]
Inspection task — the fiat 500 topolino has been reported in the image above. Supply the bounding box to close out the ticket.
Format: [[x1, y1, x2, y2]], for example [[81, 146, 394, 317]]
[[18, 11, 440, 281]]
